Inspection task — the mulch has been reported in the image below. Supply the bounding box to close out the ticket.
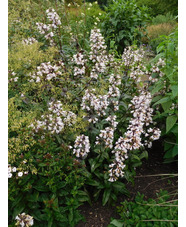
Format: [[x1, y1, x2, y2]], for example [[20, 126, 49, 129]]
[[76, 140, 178, 227]]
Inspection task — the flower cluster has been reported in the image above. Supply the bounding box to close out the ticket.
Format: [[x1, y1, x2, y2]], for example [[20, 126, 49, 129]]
[[108, 90, 161, 182], [29, 61, 64, 83], [95, 127, 114, 149], [95, 115, 118, 149], [109, 74, 121, 86], [72, 52, 87, 76], [81, 72, 122, 122], [106, 115, 118, 128], [31, 101, 76, 135], [36, 22, 50, 34], [22, 37, 38, 45], [122, 46, 147, 82], [46, 8, 61, 28], [15, 213, 34, 226], [8, 164, 17, 178], [81, 89, 109, 120], [73, 135, 90, 159], [144, 127, 161, 148], [89, 29, 108, 79], [8, 71, 18, 83], [122, 46, 145, 68], [148, 58, 166, 83], [8, 164, 28, 178], [36, 9, 61, 46]]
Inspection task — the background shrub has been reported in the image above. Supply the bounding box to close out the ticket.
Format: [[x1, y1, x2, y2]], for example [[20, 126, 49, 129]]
[[101, 0, 149, 54], [136, 0, 178, 17], [149, 28, 178, 163], [143, 23, 177, 52]]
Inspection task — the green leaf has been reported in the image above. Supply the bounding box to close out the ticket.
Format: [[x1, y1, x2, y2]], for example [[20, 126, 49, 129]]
[[33, 185, 49, 192], [164, 145, 178, 159], [12, 204, 25, 219], [112, 182, 129, 196], [90, 160, 100, 172], [102, 188, 111, 206], [132, 155, 140, 161], [86, 179, 100, 187], [152, 95, 162, 103], [161, 101, 172, 112], [170, 124, 178, 135], [166, 115, 177, 133], [110, 219, 124, 227], [93, 189, 101, 201], [171, 85, 178, 98], [151, 83, 164, 95], [153, 97, 170, 106], [27, 191, 39, 202], [139, 151, 148, 160]]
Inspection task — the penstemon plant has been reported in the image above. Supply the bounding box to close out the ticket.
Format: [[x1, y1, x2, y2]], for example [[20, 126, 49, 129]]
[[9, 2, 171, 225]]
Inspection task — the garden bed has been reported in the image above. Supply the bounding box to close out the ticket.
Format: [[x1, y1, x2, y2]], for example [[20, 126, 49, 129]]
[[76, 140, 178, 227]]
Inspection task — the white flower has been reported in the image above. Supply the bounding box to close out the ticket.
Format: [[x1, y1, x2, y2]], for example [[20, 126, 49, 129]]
[[12, 167, 17, 172], [8, 173, 12, 178], [15, 213, 34, 226], [14, 77, 18, 82], [73, 135, 90, 159], [18, 172, 23, 177]]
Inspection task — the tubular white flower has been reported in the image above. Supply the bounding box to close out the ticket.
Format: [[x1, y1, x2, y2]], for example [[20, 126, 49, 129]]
[[89, 28, 108, 78], [31, 101, 77, 135], [15, 213, 34, 226], [96, 127, 114, 149], [29, 61, 63, 82], [73, 135, 90, 159], [108, 90, 161, 182]]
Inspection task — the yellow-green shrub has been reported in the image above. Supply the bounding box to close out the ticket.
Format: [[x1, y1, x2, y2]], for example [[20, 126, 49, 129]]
[[8, 42, 58, 75]]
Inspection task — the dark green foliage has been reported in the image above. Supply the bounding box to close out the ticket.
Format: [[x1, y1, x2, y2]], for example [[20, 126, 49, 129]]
[[8, 141, 88, 226], [101, 0, 149, 54], [136, 0, 178, 17], [150, 28, 178, 163], [109, 190, 178, 227]]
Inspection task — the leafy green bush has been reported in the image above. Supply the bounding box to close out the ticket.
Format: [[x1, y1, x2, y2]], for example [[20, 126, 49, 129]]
[[101, 0, 149, 54], [109, 190, 178, 227], [151, 13, 177, 25], [136, 0, 178, 17], [8, 98, 89, 226], [148, 28, 178, 163], [143, 23, 177, 52]]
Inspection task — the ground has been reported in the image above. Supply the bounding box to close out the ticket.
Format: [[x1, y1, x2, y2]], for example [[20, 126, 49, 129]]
[[76, 140, 178, 227]]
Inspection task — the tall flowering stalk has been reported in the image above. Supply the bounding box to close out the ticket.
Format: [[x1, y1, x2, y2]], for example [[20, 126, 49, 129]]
[[108, 90, 161, 182], [89, 28, 108, 79], [36, 8, 61, 46]]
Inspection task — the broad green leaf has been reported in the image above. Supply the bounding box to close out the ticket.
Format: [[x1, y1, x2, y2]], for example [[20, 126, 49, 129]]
[[152, 95, 162, 103], [171, 85, 178, 98], [102, 188, 111, 206], [110, 219, 124, 227], [151, 83, 164, 95], [166, 115, 177, 133], [170, 124, 178, 135], [153, 97, 170, 106], [164, 145, 178, 158], [172, 145, 178, 157], [139, 151, 148, 160], [113, 182, 129, 195], [161, 101, 172, 112]]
